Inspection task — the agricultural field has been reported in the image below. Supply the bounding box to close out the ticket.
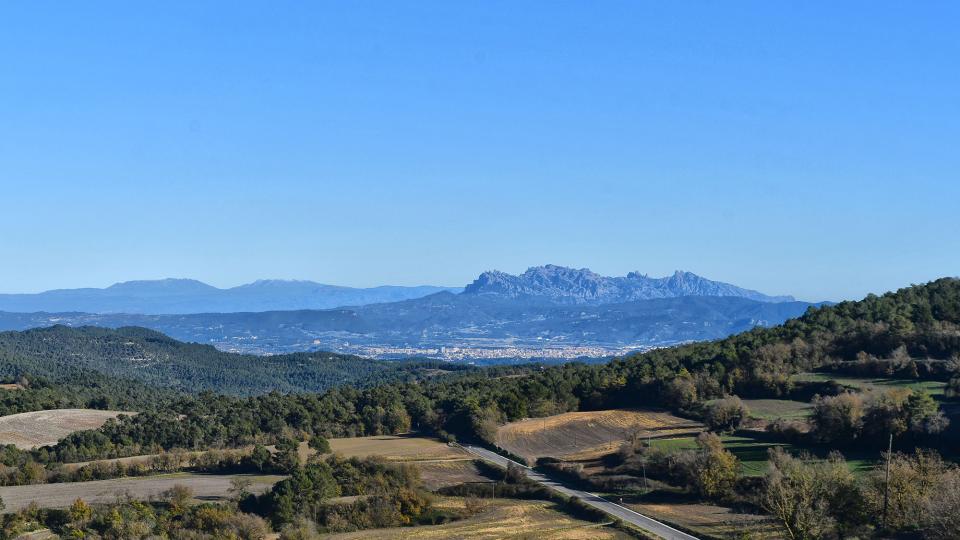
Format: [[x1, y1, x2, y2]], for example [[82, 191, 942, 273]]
[[739, 399, 812, 421], [0, 473, 282, 512], [327, 434, 468, 462], [650, 433, 789, 477], [323, 434, 486, 490], [794, 373, 948, 398], [0, 409, 132, 449], [630, 501, 780, 539], [325, 497, 632, 540], [650, 433, 881, 477], [495, 409, 704, 463]]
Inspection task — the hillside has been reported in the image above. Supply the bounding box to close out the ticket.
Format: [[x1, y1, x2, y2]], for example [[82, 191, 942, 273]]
[[0, 326, 454, 395], [617, 277, 960, 396]]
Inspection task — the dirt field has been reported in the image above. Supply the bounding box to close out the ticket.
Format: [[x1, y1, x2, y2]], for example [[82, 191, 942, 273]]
[[326, 497, 632, 539], [415, 460, 488, 490], [631, 501, 782, 539], [0, 473, 283, 512], [495, 409, 704, 462], [0, 409, 133, 449]]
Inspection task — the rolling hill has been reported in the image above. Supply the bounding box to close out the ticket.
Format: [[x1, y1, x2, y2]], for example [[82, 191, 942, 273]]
[[0, 325, 457, 395]]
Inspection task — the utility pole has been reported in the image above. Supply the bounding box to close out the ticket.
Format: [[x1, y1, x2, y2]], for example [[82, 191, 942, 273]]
[[646, 435, 652, 490], [641, 456, 649, 490], [882, 432, 893, 531]]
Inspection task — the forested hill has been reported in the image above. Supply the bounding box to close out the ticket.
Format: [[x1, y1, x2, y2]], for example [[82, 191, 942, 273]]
[[617, 277, 960, 397], [0, 325, 456, 396]]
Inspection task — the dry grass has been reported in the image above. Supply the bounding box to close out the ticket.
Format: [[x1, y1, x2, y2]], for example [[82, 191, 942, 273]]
[[328, 434, 470, 462], [631, 502, 782, 539], [326, 497, 632, 539], [0, 409, 133, 449], [416, 460, 487, 490], [496, 409, 704, 462], [316, 435, 484, 490], [0, 473, 283, 512]]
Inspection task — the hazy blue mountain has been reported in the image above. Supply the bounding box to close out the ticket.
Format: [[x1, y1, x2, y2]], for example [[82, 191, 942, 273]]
[[0, 278, 460, 314], [464, 265, 795, 304]]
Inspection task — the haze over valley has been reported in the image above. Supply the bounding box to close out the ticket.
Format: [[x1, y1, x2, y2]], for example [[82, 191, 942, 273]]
[[0, 266, 815, 361]]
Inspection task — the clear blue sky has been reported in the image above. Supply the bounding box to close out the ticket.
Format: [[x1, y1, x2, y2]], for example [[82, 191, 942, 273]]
[[1, 2, 957, 301]]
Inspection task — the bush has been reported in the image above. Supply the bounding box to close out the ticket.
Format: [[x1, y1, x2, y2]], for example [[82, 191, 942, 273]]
[[308, 435, 331, 454], [705, 397, 749, 432]]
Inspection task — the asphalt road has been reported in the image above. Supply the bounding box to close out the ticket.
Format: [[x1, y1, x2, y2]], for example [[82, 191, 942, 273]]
[[464, 445, 699, 540]]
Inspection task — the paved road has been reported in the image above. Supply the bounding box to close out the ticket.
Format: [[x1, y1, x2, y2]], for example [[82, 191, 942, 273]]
[[464, 445, 699, 540]]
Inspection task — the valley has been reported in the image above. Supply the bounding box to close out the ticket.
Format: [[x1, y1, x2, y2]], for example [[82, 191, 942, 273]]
[[5, 6, 952, 538], [0, 267, 815, 360], [0, 278, 956, 540]]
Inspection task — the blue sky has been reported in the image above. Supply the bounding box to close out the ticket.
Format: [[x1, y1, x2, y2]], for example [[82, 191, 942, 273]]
[[1, 2, 957, 301]]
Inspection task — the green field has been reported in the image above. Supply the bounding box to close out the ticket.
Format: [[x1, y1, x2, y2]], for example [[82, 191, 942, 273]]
[[794, 373, 948, 398], [739, 398, 812, 421], [649, 433, 788, 476], [650, 432, 882, 477]]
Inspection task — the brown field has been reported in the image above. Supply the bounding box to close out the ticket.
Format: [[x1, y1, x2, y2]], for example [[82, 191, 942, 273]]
[[631, 502, 782, 539], [326, 497, 632, 540], [0, 409, 133, 449], [321, 435, 485, 490], [0, 473, 283, 512], [495, 409, 704, 462], [328, 434, 470, 461], [416, 460, 487, 490]]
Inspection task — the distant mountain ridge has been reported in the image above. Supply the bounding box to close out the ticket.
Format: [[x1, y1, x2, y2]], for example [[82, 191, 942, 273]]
[[1, 266, 794, 315], [464, 265, 794, 304], [0, 279, 460, 314]]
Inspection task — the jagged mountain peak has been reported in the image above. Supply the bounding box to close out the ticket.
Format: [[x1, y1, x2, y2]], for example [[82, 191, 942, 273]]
[[463, 265, 793, 304]]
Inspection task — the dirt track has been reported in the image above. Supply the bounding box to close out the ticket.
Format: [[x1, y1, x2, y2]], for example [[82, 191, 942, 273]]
[[0, 473, 283, 511]]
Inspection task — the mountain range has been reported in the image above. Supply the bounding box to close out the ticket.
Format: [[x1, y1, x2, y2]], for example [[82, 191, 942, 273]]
[[0, 279, 460, 314], [463, 265, 794, 304], [0, 266, 795, 315], [0, 266, 813, 360]]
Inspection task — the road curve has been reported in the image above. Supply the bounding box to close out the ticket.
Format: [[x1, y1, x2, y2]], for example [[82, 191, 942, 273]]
[[463, 445, 699, 540]]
